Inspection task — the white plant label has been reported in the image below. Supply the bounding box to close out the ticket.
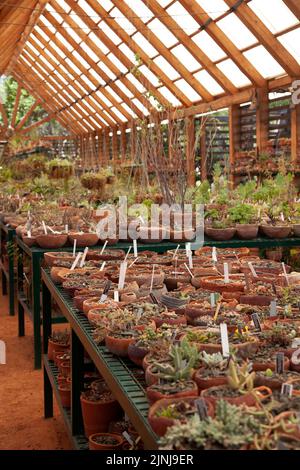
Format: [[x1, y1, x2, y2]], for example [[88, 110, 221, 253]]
[[80, 247, 89, 267], [42, 221, 47, 234], [185, 242, 191, 257], [188, 251, 193, 269], [100, 261, 106, 271], [280, 212, 285, 222], [122, 431, 134, 446], [212, 247, 217, 263], [220, 323, 230, 357], [118, 261, 127, 290], [282, 263, 289, 285], [173, 244, 180, 259], [114, 290, 119, 302], [248, 262, 258, 278], [150, 264, 155, 292], [0, 340, 6, 364], [223, 263, 229, 284], [65, 224, 68, 233], [270, 300, 277, 317], [210, 293, 216, 307], [71, 252, 82, 270], [100, 240, 108, 254], [124, 246, 132, 261], [27, 230, 31, 238], [184, 262, 194, 278], [73, 239, 77, 257], [133, 239, 138, 258]]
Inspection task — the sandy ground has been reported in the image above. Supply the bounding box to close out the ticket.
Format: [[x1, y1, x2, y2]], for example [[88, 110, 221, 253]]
[[0, 293, 71, 450]]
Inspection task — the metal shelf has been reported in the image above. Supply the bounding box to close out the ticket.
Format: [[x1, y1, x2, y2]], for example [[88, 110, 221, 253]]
[[42, 268, 158, 450]]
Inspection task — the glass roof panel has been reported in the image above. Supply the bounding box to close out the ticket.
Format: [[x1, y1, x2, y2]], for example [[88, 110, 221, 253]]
[[132, 32, 158, 58], [192, 31, 226, 62], [171, 44, 201, 72], [81, 75, 96, 90], [138, 65, 160, 87], [53, 71, 68, 86], [65, 58, 82, 75], [157, 86, 181, 106], [30, 34, 44, 50], [80, 42, 100, 63], [132, 98, 150, 116], [217, 13, 257, 49], [124, 0, 154, 23], [89, 69, 105, 85], [55, 33, 73, 52], [27, 43, 39, 56], [121, 102, 137, 117], [48, 41, 66, 59], [110, 7, 136, 34], [217, 59, 251, 87], [278, 28, 300, 62], [147, 18, 177, 47], [126, 73, 146, 93], [167, 2, 199, 35], [107, 52, 128, 73], [111, 107, 127, 122], [45, 6, 63, 25], [249, 0, 298, 34], [157, 0, 173, 6], [95, 90, 113, 107], [103, 110, 116, 123], [72, 50, 89, 69], [97, 0, 113, 11], [174, 78, 202, 101], [98, 62, 117, 80], [88, 32, 109, 55], [153, 56, 180, 80], [64, 25, 81, 44], [118, 43, 136, 63], [77, 0, 101, 22], [114, 80, 134, 98], [89, 116, 103, 128], [39, 55, 55, 71], [244, 45, 285, 79], [99, 21, 122, 45], [194, 70, 224, 95], [34, 26, 50, 43], [194, 0, 229, 19]]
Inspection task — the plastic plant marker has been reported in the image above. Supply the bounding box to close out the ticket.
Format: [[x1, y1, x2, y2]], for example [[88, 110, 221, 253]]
[[213, 302, 221, 322], [100, 240, 108, 254], [248, 262, 258, 278], [195, 398, 208, 420], [122, 431, 134, 447], [79, 247, 89, 267], [100, 280, 112, 303], [150, 264, 155, 292], [224, 263, 229, 283], [72, 239, 77, 258], [282, 263, 289, 286], [188, 251, 193, 269], [124, 246, 132, 261], [129, 257, 139, 268], [27, 230, 31, 238], [133, 239, 138, 258], [291, 347, 300, 365], [100, 261, 106, 271], [118, 261, 127, 290], [65, 224, 68, 233], [114, 290, 119, 302], [71, 252, 82, 270], [220, 323, 230, 357], [251, 313, 262, 332], [276, 352, 285, 374], [210, 293, 216, 307], [212, 247, 217, 263], [184, 262, 194, 278], [185, 242, 191, 257], [42, 221, 47, 234], [281, 383, 293, 397], [173, 244, 180, 259], [270, 300, 277, 317]]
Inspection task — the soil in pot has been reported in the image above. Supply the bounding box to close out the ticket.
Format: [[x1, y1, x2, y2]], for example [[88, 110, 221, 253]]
[[88, 433, 124, 450], [146, 380, 198, 404]]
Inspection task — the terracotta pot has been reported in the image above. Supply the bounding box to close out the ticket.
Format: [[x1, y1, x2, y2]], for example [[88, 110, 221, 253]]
[[89, 433, 124, 450], [205, 227, 236, 241], [36, 233, 68, 248], [80, 394, 122, 437], [146, 380, 198, 405], [128, 342, 149, 367], [235, 224, 259, 240], [58, 385, 71, 407], [292, 224, 300, 237], [154, 314, 187, 328], [240, 295, 275, 306], [121, 292, 137, 303], [198, 275, 245, 293], [83, 298, 114, 316], [148, 397, 214, 437], [105, 334, 135, 357], [68, 232, 99, 247], [86, 249, 125, 261], [169, 229, 195, 242], [201, 385, 272, 408], [185, 304, 214, 326], [21, 234, 36, 247], [260, 225, 291, 239], [273, 411, 300, 439], [194, 368, 227, 391], [60, 360, 70, 377], [47, 339, 69, 361], [252, 355, 290, 372], [145, 364, 160, 386], [265, 248, 283, 262], [55, 352, 70, 370], [44, 252, 74, 267]]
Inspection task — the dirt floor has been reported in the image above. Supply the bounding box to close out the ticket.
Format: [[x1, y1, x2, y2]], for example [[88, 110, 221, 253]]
[[0, 292, 71, 450]]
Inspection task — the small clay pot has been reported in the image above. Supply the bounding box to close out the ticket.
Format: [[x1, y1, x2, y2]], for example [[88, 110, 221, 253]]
[[205, 227, 236, 241], [88, 433, 124, 451], [236, 224, 259, 240], [260, 225, 292, 239], [36, 233, 68, 248], [68, 232, 99, 247]]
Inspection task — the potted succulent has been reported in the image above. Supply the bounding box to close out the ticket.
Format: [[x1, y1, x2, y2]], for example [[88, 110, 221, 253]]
[[194, 351, 229, 391], [89, 433, 124, 450], [47, 330, 70, 361], [229, 203, 259, 239], [204, 209, 236, 241]]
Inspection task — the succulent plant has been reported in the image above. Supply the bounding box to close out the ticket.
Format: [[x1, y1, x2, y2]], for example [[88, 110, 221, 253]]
[[200, 351, 228, 371], [227, 359, 255, 392], [153, 341, 198, 382]]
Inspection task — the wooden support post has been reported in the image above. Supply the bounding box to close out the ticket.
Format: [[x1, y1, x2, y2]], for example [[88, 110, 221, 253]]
[[291, 103, 300, 164], [200, 125, 207, 181], [131, 123, 137, 164], [186, 116, 196, 186], [112, 128, 118, 167], [256, 88, 269, 155], [229, 104, 240, 187], [120, 124, 127, 162], [103, 129, 110, 166], [97, 130, 103, 167]]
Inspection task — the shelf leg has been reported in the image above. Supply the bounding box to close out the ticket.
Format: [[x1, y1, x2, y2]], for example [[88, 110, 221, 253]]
[[17, 249, 24, 337], [71, 329, 84, 436], [32, 254, 42, 369], [44, 365, 53, 419], [8, 233, 15, 316], [42, 279, 52, 355], [1, 268, 7, 295]]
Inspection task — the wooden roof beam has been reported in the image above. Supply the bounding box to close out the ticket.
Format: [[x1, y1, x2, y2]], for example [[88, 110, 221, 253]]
[[64, 0, 172, 109], [180, 0, 266, 88], [0, 101, 8, 130], [111, 0, 213, 102], [18, 114, 55, 136], [85, 0, 192, 107], [10, 82, 22, 128], [283, 0, 300, 20], [224, 0, 300, 77], [5, 0, 48, 75], [145, 0, 237, 95], [15, 99, 41, 131]]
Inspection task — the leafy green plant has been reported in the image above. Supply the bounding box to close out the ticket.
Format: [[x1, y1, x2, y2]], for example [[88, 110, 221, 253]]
[[229, 203, 257, 225]]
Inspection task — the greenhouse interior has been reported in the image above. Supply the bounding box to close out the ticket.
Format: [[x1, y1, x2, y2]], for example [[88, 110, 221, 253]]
[[1, 0, 300, 455]]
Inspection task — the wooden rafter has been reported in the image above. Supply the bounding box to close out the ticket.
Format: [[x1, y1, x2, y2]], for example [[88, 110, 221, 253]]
[[10, 82, 22, 129], [0, 101, 8, 130], [18, 114, 55, 136], [112, 0, 213, 102], [5, 0, 48, 75], [14, 99, 41, 131], [283, 0, 300, 20], [85, 0, 192, 107], [224, 0, 300, 78], [146, 0, 237, 95], [180, 0, 266, 88], [47, 1, 146, 118]]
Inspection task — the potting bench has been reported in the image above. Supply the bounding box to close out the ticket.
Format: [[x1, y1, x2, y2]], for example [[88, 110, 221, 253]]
[[42, 268, 158, 450], [0, 221, 16, 316]]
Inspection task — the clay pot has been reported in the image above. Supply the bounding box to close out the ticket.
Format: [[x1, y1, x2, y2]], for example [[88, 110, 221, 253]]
[[154, 314, 187, 328], [88, 433, 124, 450], [265, 247, 283, 262], [252, 355, 290, 372], [83, 298, 114, 316], [121, 292, 137, 303], [138, 226, 167, 243], [60, 361, 70, 377], [128, 342, 149, 367], [146, 380, 198, 405], [21, 234, 36, 247], [148, 397, 214, 437], [36, 233, 68, 248], [292, 224, 300, 237], [68, 232, 99, 247], [198, 275, 245, 293], [44, 252, 74, 267], [235, 224, 259, 240], [58, 384, 71, 407], [205, 227, 236, 241], [105, 334, 135, 357], [86, 249, 125, 261], [47, 339, 69, 361], [169, 229, 195, 242], [201, 385, 271, 408], [240, 295, 275, 306], [80, 392, 122, 437], [194, 369, 227, 391], [185, 304, 214, 326], [260, 225, 291, 239]]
